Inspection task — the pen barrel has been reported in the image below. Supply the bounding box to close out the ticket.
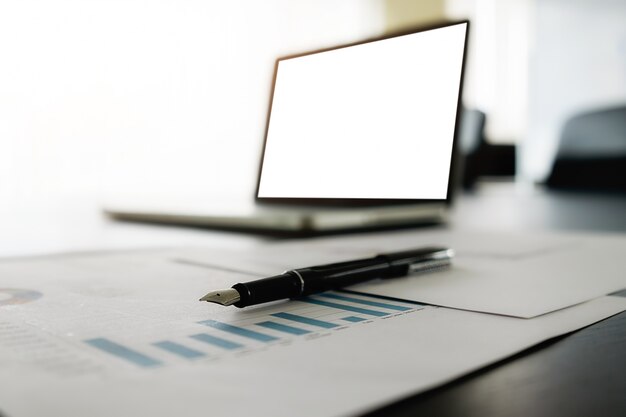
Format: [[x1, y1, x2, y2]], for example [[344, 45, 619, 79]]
[[380, 247, 452, 277], [232, 247, 452, 307], [294, 247, 452, 296], [233, 274, 302, 307], [296, 257, 392, 296]]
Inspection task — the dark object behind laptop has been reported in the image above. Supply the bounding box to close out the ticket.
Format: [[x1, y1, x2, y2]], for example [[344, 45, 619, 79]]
[[546, 105, 626, 193]]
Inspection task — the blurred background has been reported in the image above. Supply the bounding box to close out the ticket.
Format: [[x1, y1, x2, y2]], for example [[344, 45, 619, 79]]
[[1, 0, 625, 255]]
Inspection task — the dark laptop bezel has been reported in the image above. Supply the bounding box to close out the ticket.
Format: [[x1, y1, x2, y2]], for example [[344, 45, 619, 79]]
[[255, 20, 469, 208]]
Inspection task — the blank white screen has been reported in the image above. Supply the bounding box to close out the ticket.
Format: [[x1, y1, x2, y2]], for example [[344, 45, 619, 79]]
[[257, 23, 467, 200]]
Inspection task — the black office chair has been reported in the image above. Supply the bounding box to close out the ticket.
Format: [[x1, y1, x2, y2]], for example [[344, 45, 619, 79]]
[[546, 105, 626, 192]]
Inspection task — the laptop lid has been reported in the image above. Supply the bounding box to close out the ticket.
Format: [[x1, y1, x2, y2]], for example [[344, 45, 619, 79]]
[[255, 21, 468, 208]]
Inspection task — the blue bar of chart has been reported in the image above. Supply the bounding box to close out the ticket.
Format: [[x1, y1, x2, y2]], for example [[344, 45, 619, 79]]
[[256, 321, 311, 335], [153, 341, 205, 359], [85, 338, 162, 368], [271, 312, 339, 329], [342, 316, 367, 323], [298, 298, 389, 317], [317, 293, 412, 311], [190, 333, 243, 350], [84, 292, 422, 368], [199, 320, 279, 342]]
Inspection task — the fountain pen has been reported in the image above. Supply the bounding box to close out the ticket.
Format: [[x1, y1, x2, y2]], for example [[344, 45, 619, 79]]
[[199, 246, 453, 308]]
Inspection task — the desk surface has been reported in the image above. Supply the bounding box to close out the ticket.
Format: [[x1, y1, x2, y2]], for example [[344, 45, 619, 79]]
[[371, 183, 626, 417], [365, 292, 626, 417], [1, 181, 625, 417]]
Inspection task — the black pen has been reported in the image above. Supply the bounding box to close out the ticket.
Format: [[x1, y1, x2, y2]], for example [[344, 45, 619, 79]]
[[199, 247, 453, 308]]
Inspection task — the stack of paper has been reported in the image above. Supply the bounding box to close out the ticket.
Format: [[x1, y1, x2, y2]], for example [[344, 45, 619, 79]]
[[175, 229, 626, 317], [1, 229, 625, 417]]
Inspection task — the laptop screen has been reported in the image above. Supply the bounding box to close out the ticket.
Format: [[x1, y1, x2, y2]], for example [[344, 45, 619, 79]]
[[257, 21, 468, 204]]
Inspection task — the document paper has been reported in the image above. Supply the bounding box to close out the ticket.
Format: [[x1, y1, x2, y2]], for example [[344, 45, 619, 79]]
[[0, 249, 624, 417], [176, 229, 626, 318]]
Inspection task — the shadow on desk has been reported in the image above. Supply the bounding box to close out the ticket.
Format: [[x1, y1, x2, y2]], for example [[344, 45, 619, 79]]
[[109, 182, 626, 237], [108, 214, 445, 239]]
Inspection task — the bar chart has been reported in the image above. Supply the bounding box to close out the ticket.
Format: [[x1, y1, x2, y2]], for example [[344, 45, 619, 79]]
[[84, 291, 423, 368]]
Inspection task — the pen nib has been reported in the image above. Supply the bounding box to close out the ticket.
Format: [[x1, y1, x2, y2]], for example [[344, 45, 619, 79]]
[[199, 288, 241, 306]]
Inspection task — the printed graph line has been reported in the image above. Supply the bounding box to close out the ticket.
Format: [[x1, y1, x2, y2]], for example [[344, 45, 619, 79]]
[[317, 293, 412, 311], [298, 298, 389, 317], [338, 289, 425, 307]]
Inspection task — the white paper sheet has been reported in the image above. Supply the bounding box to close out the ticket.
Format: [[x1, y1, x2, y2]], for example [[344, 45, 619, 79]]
[[175, 229, 626, 317], [0, 249, 625, 417]]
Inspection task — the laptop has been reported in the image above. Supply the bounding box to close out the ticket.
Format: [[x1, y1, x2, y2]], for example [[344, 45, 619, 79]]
[[106, 21, 469, 234]]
